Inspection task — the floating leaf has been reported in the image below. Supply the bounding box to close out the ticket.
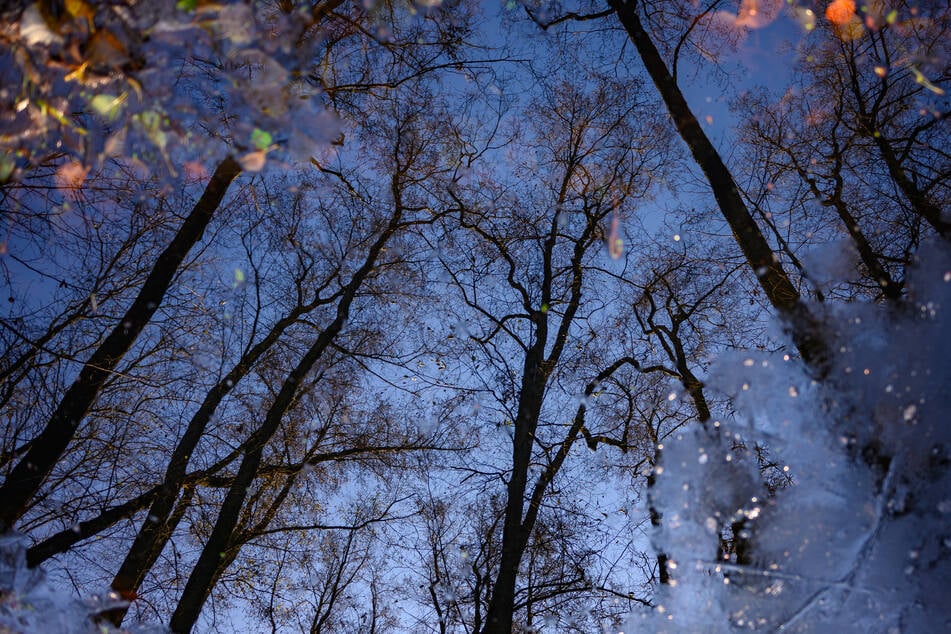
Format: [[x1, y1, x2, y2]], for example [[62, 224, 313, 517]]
[[239, 151, 267, 172], [37, 100, 87, 135], [910, 66, 946, 95], [137, 110, 167, 150], [183, 161, 209, 181], [608, 211, 623, 259], [0, 156, 15, 183], [825, 0, 855, 26], [132, 111, 176, 176], [54, 161, 90, 201], [20, 5, 62, 45], [103, 130, 126, 157], [89, 93, 126, 120], [64, 61, 91, 83], [250, 128, 272, 151], [65, 0, 95, 20], [177, 0, 197, 11]]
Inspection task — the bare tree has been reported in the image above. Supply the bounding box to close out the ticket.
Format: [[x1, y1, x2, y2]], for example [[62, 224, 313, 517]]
[[422, 65, 669, 632], [604, 0, 830, 370], [0, 156, 242, 534]]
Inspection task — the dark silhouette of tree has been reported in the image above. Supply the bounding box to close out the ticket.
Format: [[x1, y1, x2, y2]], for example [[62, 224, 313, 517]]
[[737, 88, 907, 301], [4, 1, 483, 630], [423, 67, 669, 632], [0, 157, 242, 534], [733, 0, 949, 302], [2, 2, 948, 632], [605, 0, 830, 371]]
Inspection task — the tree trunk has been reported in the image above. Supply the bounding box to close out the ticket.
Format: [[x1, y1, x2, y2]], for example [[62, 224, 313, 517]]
[[0, 157, 241, 534], [167, 201, 404, 634], [480, 349, 546, 634], [870, 132, 950, 238], [103, 299, 321, 626], [608, 0, 829, 371]]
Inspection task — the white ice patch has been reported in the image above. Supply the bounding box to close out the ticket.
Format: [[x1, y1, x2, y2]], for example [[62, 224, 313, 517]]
[[0, 534, 165, 633], [801, 239, 860, 292], [626, 241, 951, 632]]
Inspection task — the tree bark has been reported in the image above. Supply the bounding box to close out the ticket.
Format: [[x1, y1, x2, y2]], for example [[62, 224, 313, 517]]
[[608, 0, 829, 371], [103, 297, 324, 626], [481, 346, 546, 634], [167, 191, 405, 634], [0, 157, 241, 534], [481, 177, 598, 632]]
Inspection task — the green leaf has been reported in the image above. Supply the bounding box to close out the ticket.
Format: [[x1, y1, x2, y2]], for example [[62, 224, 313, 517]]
[[89, 94, 124, 120], [250, 128, 273, 151], [177, 0, 197, 11], [0, 156, 15, 183], [136, 110, 167, 150]]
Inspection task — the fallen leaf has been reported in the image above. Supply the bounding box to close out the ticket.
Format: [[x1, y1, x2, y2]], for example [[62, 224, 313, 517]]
[[825, 0, 855, 26], [239, 151, 267, 172]]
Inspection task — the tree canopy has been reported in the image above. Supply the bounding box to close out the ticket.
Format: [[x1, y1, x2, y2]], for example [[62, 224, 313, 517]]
[[1, 1, 949, 632]]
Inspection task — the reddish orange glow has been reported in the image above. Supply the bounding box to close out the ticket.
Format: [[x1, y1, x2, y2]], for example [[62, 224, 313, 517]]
[[825, 0, 856, 26], [735, 0, 781, 29], [54, 161, 89, 201]]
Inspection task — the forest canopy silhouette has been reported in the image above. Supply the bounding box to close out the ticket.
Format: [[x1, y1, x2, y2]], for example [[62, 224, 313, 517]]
[[1, 1, 948, 632]]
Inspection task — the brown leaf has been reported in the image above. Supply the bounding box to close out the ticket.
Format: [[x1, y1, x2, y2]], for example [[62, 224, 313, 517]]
[[238, 151, 266, 172]]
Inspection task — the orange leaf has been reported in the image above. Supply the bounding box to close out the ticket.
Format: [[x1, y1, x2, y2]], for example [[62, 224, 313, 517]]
[[825, 0, 855, 26], [65, 0, 95, 20]]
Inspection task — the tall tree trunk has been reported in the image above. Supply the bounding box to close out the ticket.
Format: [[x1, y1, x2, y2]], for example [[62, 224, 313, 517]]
[[606, 0, 833, 594], [480, 348, 546, 634], [0, 157, 241, 534], [870, 132, 950, 238], [103, 297, 324, 626], [167, 197, 405, 634], [480, 173, 600, 632], [608, 0, 829, 371]]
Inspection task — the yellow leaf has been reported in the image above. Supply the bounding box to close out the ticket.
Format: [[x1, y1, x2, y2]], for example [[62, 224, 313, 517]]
[[64, 61, 90, 83], [910, 67, 946, 95], [65, 0, 95, 20]]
